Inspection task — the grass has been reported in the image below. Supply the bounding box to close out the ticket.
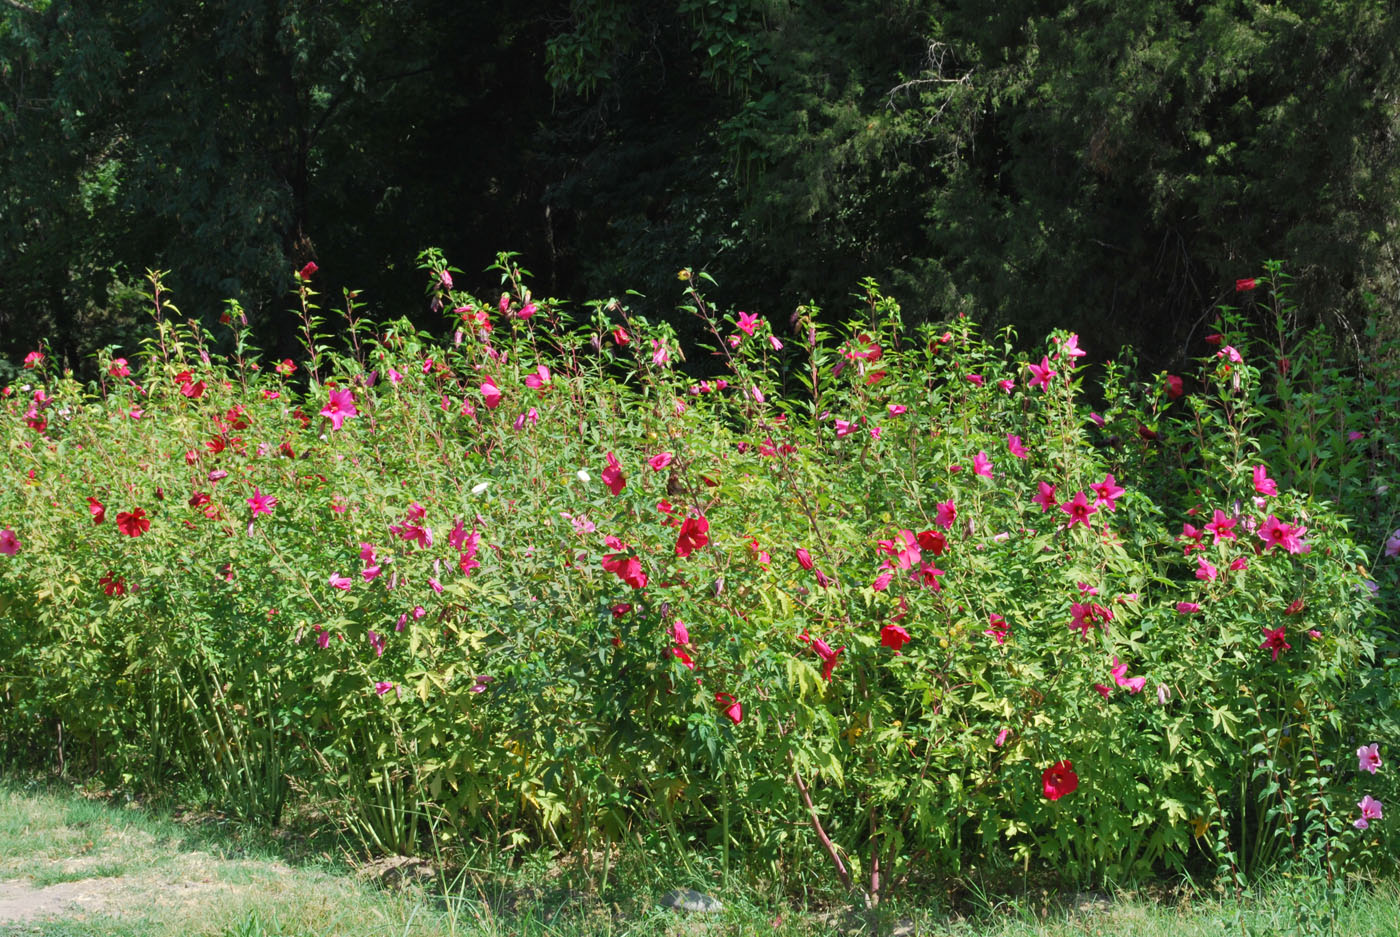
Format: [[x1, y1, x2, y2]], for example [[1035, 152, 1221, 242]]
[[0, 777, 1396, 936]]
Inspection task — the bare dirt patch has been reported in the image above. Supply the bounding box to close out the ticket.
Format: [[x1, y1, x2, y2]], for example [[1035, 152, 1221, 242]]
[[0, 877, 128, 923]]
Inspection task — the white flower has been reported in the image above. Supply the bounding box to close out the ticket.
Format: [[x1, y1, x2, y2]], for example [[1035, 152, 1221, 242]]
[[471, 482, 489, 495], [576, 469, 591, 483]]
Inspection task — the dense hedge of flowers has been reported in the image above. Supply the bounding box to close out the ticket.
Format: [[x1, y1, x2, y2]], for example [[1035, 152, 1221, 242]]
[[1, 255, 1396, 901]]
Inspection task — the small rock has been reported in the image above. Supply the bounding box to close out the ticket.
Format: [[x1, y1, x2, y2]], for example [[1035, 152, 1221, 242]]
[[660, 888, 724, 913]]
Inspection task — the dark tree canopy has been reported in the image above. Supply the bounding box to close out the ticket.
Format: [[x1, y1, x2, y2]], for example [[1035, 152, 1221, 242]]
[[2, 0, 1398, 372]]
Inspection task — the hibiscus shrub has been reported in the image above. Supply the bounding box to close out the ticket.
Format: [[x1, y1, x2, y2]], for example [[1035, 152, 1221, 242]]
[[0, 255, 1395, 900]]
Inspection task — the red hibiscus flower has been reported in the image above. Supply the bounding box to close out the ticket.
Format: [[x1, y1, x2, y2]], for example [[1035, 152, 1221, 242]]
[[880, 623, 911, 653], [601, 553, 648, 589], [1259, 625, 1291, 661], [715, 692, 743, 725], [1042, 760, 1078, 800], [116, 508, 150, 537], [674, 515, 709, 558], [602, 452, 626, 496]]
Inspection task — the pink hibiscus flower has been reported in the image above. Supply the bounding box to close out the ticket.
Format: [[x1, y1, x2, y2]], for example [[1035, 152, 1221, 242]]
[[602, 452, 626, 495], [1027, 356, 1057, 391], [1060, 491, 1097, 527], [1259, 515, 1307, 554], [320, 387, 359, 430]]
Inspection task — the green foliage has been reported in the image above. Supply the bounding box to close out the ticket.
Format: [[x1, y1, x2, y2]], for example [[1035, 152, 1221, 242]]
[[0, 256, 1396, 914], [7, 1, 1400, 377]]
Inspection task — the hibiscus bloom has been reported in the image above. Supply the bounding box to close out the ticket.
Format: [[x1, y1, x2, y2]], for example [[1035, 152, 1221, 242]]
[[247, 487, 276, 517], [602, 452, 626, 495], [1068, 602, 1107, 639], [116, 508, 150, 537], [736, 311, 760, 336], [1354, 795, 1383, 830], [1258, 515, 1307, 554], [1060, 491, 1097, 527], [675, 515, 710, 558], [320, 387, 359, 430], [916, 529, 947, 555], [601, 552, 648, 589], [1089, 474, 1125, 511], [1032, 481, 1057, 513], [1259, 625, 1291, 661], [648, 452, 673, 471], [1006, 434, 1029, 459], [1253, 465, 1279, 497], [935, 499, 957, 530], [972, 451, 994, 478], [1110, 656, 1146, 694], [0, 528, 18, 555], [915, 563, 944, 589], [799, 631, 844, 681], [329, 573, 353, 590], [1042, 761, 1079, 800], [99, 571, 127, 596], [1165, 374, 1184, 398], [458, 532, 482, 577], [1205, 509, 1237, 541], [1027, 356, 1057, 391], [715, 692, 743, 725], [88, 496, 106, 524], [880, 623, 911, 652], [984, 614, 1009, 645], [480, 380, 503, 410], [1358, 743, 1382, 775]]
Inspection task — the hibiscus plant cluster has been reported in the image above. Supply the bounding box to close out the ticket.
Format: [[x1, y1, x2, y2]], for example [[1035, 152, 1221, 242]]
[[0, 254, 1395, 903]]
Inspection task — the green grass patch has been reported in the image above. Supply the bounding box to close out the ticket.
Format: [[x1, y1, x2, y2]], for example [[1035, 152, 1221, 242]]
[[0, 778, 1397, 936]]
